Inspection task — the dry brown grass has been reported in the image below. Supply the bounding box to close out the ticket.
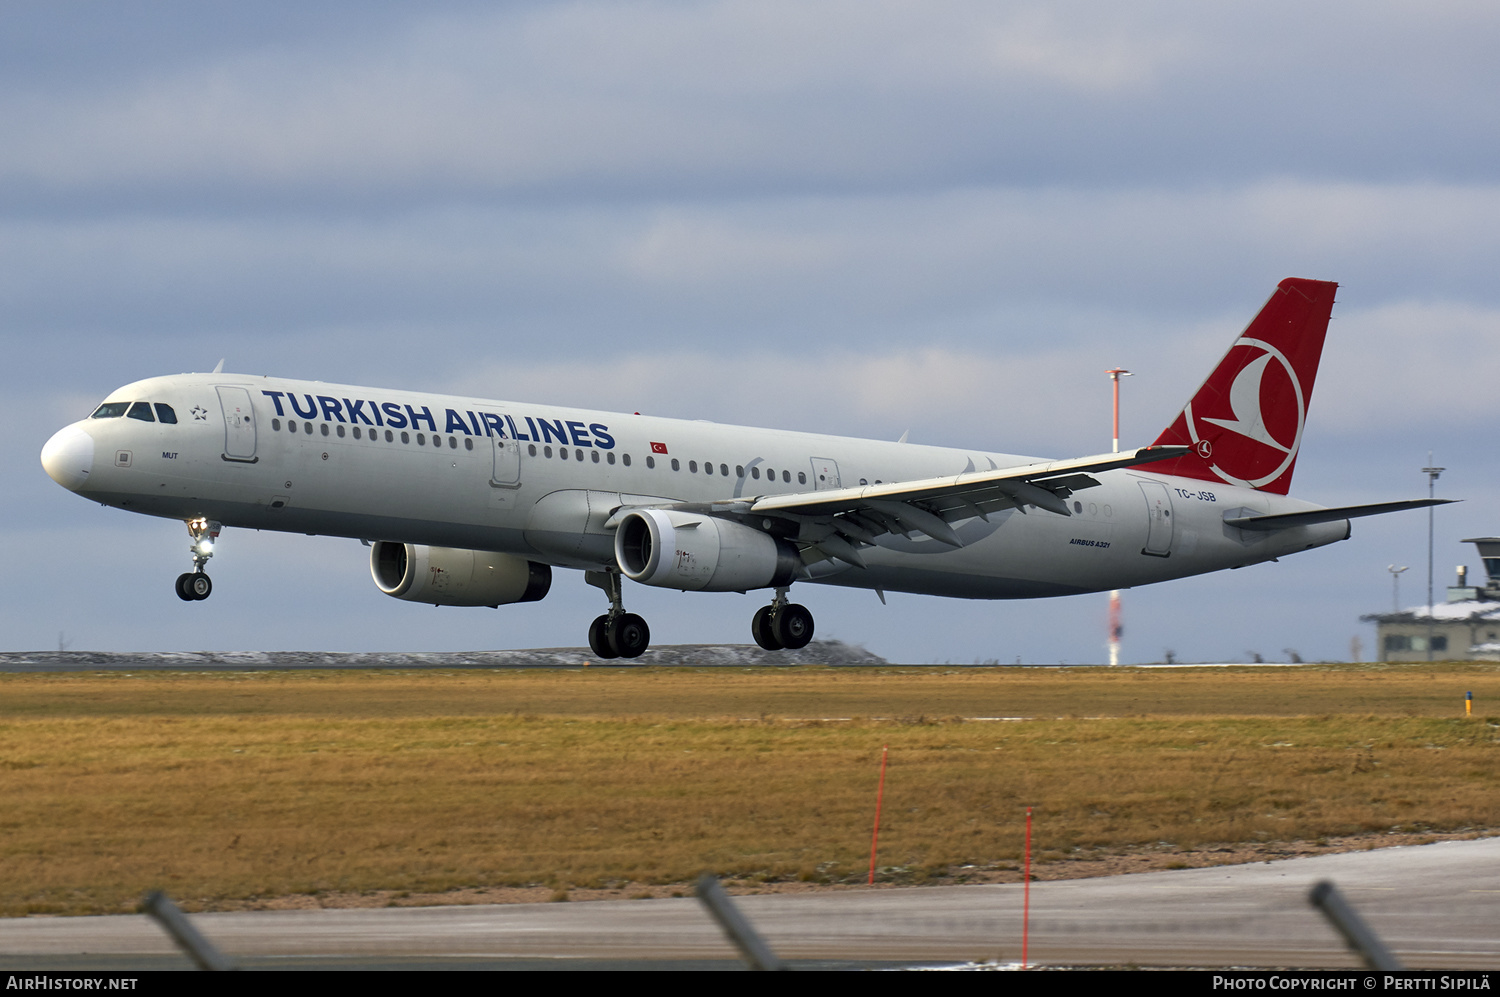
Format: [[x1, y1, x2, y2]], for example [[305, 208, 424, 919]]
[[1, 664, 1497, 916]]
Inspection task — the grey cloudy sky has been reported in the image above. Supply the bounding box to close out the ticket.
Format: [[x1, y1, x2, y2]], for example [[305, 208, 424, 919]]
[[6, 1, 1496, 663]]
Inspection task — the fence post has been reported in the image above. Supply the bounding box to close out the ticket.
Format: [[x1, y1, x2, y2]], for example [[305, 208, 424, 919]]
[[696, 873, 786, 971], [141, 891, 237, 971], [1308, 879, 1403, 971]]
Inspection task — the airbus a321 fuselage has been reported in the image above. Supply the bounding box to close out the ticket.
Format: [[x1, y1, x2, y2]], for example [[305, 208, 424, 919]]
[[41, 279, 1445, 658]]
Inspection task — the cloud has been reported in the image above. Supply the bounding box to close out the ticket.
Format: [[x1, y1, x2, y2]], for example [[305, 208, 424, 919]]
[[3, 2, 1500, 201], [448, 347, 1115, 452], [8, 180, 1500, 348], [1317, 300, 1500, 431]]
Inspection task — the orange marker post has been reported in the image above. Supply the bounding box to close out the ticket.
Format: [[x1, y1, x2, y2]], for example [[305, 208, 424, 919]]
[[1466, 691, 1473, 716], [867, 744, 889, 886], [1022, 806, 1033, 968]]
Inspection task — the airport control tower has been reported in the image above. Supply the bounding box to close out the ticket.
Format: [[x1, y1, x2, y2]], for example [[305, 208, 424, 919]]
[[1361, 537, 1500, 662]]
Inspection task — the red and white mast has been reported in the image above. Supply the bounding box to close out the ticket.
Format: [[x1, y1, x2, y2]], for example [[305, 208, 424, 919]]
[[1106, 367, 1131, 667]]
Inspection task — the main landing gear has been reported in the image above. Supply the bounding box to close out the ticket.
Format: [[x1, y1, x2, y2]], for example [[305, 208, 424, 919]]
[[581, 574, 813, 657], [584, 570, 650, 659], [175, 518, 220, 602], [751, 588, 814, 651]]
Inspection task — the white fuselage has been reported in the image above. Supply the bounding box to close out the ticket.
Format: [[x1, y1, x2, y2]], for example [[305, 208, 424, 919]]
[[44, 372, 1348, 600]]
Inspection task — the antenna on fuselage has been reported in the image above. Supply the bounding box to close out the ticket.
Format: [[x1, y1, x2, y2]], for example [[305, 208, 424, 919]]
[[211, 359, 225, 374]]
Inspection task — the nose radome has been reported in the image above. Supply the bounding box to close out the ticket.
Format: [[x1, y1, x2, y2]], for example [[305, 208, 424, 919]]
[[41, 424, 94, 492]]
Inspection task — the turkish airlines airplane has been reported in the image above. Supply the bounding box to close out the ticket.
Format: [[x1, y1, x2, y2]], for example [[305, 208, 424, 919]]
[[41, 278, 1444, 658]]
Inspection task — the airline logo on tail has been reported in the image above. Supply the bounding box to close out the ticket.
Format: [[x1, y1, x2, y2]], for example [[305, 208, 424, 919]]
[[1149, 278, 1337, 495]]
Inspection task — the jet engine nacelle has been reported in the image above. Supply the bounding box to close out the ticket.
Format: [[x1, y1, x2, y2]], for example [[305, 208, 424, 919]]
[[614, 509, 799, 592], [370, 542, 552, 607]]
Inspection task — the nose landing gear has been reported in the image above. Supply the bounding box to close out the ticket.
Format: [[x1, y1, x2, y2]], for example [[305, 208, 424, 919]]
[[584, 569, 651, 659], [751, 588, 814, 651], [175, 518, 220, 602]]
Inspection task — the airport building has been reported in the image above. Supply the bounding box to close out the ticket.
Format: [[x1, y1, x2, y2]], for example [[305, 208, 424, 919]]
[[1361, 538, 1500, 662]]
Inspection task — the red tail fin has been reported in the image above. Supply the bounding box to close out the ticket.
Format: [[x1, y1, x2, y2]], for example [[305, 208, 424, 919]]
[[1148, 278, 1337, 495]]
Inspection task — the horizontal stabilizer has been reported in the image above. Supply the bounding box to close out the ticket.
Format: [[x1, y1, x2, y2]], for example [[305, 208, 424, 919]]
[[1224, 498, 1456, 532]]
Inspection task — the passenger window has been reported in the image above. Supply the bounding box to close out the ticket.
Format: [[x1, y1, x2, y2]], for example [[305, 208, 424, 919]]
[[321, 424, 330, 437], [305, 422, 313, 434], [783, 471, 790, 483], [720, 464, 729, 476], [689, 461, 697, 473], [272, 418, 282, 431], [154, 404, 178, 424], [559, 448, 568, 460], [609, 452, 618, 465], [336, 425, 346, 438], [671, 458, 680, 471], [544, 446, 553, 458], [449, 436, 457, 448], [622, 453, 631, 467], [591, 450, 599, 463], [576, 449, 583, 461], [417, 433, 426, 445], [127, 402, 155, 422], [798, 472, 806, 484], [385, 430, 394, 442], [752, 467, 760, 479], [528, 444, 537, 456], [735, 465, 743, 478], [401, 432, 410, 444], [352, 427, 361, 440], [465, 438, 473, 451], [91, 402, 129, 419], [643, 455, 651, 468]]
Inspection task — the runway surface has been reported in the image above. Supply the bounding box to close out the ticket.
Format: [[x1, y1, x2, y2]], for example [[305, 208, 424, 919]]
[[2, 837, 1496, 970], [0, 641, 886, 672]]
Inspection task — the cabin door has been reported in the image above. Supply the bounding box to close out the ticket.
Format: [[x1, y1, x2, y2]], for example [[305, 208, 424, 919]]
[[492, 434, 521, 487], [810, 457, 842, 490], [1138, 480, 1174, 557], [215, 386, 258, 463]]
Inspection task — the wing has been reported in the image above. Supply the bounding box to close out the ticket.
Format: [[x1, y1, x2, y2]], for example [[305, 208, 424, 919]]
[[609, 445, 1190, 569]]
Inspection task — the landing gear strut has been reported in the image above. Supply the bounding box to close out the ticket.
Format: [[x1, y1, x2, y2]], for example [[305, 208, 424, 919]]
[[584, 570, 650, 659], [751, 587, 814, 651], [175, 518, 220, 602]]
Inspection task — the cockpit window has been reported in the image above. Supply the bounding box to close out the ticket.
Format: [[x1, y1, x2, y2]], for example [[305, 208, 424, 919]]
[[91, 402, 129, 419], [127, 402, 156, 422], [154, 403, 178, 424]]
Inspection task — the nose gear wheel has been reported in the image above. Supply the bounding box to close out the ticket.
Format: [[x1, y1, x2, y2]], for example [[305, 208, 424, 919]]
[[175, 572, 212, 601], [174, 518, 221, 601]]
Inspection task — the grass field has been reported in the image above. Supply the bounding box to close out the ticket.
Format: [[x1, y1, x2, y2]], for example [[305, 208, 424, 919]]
[[1, 663, 1497, 916]]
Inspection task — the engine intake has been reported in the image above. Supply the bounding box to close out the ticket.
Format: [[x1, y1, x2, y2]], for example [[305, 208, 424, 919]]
[[370, 542, 551, 607], [614, 509, 799, 592]]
